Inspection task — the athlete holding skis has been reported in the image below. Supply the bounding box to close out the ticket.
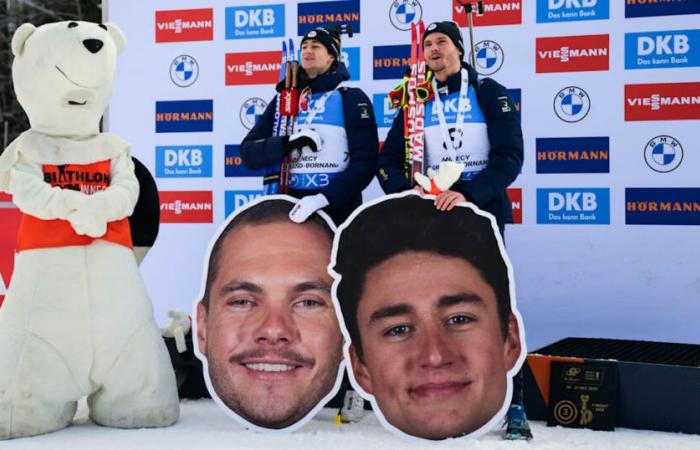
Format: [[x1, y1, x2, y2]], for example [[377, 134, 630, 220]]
[[378, 21, 522, 233], [376, 20, 530, 440], [241, 26, 379, 225]]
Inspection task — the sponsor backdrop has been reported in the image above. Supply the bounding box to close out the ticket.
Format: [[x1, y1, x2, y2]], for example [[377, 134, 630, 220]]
[[34, 0, 690, 348]]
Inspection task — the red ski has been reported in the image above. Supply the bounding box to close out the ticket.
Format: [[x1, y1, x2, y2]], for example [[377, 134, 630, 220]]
[[390, 20, 427, 186]]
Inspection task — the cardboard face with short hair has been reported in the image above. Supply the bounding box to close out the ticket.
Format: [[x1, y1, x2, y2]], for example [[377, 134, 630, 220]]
[[329, 191, 527, 441], [193, 195, 344, 432]]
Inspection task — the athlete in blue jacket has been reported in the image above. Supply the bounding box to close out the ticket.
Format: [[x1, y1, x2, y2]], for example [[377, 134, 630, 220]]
[[241, 27, 379, 225], [377, 21, 523, 232], [376, 21, 529, 439]]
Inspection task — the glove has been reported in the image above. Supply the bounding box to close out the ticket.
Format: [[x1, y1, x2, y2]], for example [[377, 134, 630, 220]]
[[286, 128, 322, 153], [289, 193, 329, 223]]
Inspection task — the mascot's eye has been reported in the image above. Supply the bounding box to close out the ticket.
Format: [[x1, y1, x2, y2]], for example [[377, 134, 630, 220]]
[[68, 22, 78, 28], [99, 24, 107, 31]]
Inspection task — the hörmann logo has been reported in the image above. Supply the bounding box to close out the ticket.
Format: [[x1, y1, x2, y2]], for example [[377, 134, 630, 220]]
[[625, 0, 700, 18], [159, 191, 213, 223], [537, 188, 610, 224], [226, 51, 282, 86], [373, 45, 411, 80], [225, 4, 285, 40], [625, 82, 700, 121], [536, 137, 610, 174], [225, 145, 265, 177], [537, 0, 609, 23], [626, 188, 700, 225], [537, 34, 609, 72], [625, 29, 699, 70], [297, 0, 361, 36], [156, 145, 212, 178], [155, 9, 213, 43], [454, 0, 522, 27], [155, 100, 213, 133]]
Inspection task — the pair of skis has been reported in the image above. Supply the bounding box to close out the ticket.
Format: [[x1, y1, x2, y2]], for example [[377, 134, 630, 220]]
[[387, 20, 428, 187], [263, 39, 299, 195]]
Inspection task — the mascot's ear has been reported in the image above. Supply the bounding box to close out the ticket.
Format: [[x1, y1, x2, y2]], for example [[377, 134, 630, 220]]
[[11, 23, 37, 57], [105, 23, 126, 55]]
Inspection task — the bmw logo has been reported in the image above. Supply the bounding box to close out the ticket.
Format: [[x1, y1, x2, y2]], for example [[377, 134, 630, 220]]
[[240, 98, 268, 130], [644, 135, 683, 173], [389, 0, 423, 31], [554, 86, 590, 123], [470, 40, 504, 76], [170, 55, 199, 88]]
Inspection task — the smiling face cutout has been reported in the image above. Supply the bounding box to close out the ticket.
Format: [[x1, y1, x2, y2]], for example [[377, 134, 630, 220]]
[[331, 193, 526, 441]]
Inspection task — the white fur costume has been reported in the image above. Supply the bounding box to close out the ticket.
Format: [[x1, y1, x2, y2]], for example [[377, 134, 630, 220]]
[[0, 21, 178, 439]]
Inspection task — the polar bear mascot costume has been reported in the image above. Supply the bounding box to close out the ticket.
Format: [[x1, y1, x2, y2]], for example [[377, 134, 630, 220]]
[[0, 21, 179, 439]]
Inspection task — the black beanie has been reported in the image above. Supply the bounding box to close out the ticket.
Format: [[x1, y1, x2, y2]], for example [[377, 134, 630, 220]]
[[301, 26, 341, 60], [423, 21, 465, 60]]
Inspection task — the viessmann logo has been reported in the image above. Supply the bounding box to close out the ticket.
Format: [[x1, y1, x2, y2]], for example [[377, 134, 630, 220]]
[[155, 9, 213, 43], [160, 191, 213, 224], [507, 188, 523, 224], [226, 51, 282, 86], [536, 34, 609, 73], [453, 0, 522, 27], [625, 82, 700, 121]]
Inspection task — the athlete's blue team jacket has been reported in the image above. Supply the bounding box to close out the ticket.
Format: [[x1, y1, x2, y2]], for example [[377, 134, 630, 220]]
[[241, 62, 379, 224], [377, 63, 523, 227]]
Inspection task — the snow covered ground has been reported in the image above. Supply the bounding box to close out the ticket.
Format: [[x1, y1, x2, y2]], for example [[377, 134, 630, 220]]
[[5, 399, 699, 449]]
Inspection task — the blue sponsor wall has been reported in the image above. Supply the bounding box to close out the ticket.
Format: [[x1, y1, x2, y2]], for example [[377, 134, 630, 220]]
[[106, 0, 700, 350]]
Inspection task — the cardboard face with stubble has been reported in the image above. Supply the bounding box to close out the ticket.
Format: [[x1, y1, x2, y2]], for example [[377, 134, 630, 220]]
[[194, 196, 344, 432]]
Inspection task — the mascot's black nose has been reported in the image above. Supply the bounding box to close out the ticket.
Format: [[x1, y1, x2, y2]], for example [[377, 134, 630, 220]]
[[83, 39, 104, 54]]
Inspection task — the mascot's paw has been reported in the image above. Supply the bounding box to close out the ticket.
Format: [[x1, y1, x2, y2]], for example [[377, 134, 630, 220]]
[[67, 209, 107, 238]]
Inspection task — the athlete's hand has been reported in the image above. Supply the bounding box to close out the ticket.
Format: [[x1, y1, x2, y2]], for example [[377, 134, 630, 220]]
[[289, 193, 329, 223], [412, 184, 426, 195], [434, 190, 466, 211]]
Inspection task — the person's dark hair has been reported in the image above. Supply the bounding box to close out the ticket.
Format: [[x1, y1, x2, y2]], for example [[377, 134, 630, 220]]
[[201, 199, 334, 309], [333, 196, 512, 360]]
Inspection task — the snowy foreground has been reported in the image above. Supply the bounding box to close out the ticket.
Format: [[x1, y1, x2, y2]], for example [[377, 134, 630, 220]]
[[5, 399, 699, 450]]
